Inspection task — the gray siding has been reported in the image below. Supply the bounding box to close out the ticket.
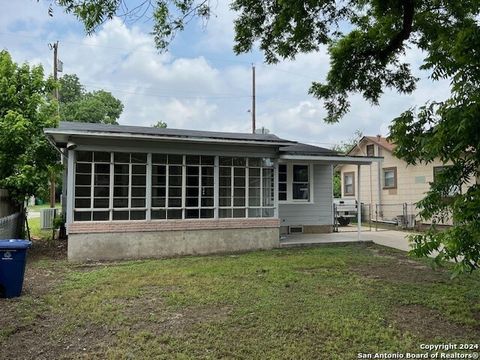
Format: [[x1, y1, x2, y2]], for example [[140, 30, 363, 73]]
[[279, 164, 333, 226]]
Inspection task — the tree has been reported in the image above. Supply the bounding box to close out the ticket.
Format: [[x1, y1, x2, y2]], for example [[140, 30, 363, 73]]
[[332, 130, 363, 198], [59, 74, 123, 124], [0, 50, 59, 208], [53, 1, 480, 272], [59, 74, 83, 103], [152, 121, 167, 128]]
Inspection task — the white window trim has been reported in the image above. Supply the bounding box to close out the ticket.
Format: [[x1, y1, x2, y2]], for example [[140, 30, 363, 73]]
[[278, 161, 314, 204], [72, 151, 278, 222]]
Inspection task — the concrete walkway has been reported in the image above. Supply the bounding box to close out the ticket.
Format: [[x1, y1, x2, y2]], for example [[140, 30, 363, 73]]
[[280, 229, 413, 252]]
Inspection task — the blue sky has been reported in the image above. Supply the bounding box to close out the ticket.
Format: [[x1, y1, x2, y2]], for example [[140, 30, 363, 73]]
[[1, 0, 451, 148]]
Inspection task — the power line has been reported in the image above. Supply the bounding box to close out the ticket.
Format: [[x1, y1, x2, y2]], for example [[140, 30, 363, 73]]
[[82, 84, 252, 100]]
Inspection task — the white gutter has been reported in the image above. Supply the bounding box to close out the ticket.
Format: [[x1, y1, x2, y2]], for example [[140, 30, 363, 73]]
[[279, 154, 383, 164], [44, 129, 294, 147]]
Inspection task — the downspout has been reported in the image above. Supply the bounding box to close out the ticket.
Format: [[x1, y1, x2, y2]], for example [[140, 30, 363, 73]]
[[377, 147, 383, 216]]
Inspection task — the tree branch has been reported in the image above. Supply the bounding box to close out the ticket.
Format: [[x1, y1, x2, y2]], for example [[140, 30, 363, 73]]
[[377, 0, 415, 61]]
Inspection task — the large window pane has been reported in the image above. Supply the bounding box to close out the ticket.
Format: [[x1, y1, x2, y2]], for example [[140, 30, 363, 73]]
[[293, 165, 309, 182]]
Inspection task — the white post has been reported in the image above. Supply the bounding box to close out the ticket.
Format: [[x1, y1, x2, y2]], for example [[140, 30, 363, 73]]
[[214, 156, 219, 219], [357, 164, 361, 241], [146, 153, 152, 221], [274, 159, 279, 218], [66, 150, 75, 231]]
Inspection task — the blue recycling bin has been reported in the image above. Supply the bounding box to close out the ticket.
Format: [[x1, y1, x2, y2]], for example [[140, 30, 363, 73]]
[[0, 239, 32, 298]]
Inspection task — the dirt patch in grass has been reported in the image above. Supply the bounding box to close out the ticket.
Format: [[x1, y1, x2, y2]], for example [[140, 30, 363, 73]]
[[350, 247, 447, 284], [121, 286, 232, 335], [2, 315, 116, 360], [391, 304, 480, 341], [28, 238, 67, 262]]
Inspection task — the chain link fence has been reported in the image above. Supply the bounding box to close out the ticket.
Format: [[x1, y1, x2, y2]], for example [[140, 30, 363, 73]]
[[334, 202, 419, 232], [333, 202, 373, 232], [374, 203, 417, 230]]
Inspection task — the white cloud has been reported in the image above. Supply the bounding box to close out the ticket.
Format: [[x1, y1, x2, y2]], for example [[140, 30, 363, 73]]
[[2, 1, 453, 149]]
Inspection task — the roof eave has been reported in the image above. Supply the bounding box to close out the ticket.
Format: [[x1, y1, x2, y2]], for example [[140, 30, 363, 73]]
[[279, 154, 383, 164], [44, 129, 295, 147]]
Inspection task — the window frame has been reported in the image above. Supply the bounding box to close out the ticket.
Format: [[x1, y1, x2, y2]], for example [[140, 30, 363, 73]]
[[343, 171, 355, 196], [382, 167, 397, 189], [277, 162, 314, 204], [366, 144, 375, 156], [73, 151, 277, 222]]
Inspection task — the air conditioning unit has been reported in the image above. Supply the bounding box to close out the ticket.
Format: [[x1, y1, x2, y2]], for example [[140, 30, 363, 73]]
[[40, 208, 58, 230], [406, 214, 416, 229]]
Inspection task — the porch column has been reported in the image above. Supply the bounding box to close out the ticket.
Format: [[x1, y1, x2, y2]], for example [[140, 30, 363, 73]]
[[214, 156, 219, 219], [357, 164, 361, 241], [274, 159, 279, 218], [66, 150, 75, 231]]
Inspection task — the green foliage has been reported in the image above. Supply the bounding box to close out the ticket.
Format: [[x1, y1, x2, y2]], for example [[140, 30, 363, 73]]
[[333, 172, 341, 198], [52, 214, 64, 230], [152, 120, 167, 128], [52, 1, 480, 271], [58, 73, 83, 103], [59, 73, 123, 124], [0, 50, 59, 203]]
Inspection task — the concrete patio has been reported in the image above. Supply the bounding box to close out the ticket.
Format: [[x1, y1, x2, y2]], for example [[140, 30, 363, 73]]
[[280, 229, 413, 252]]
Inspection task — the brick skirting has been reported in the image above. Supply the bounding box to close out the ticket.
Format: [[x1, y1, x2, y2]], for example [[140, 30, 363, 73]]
[[68, 218, 281, 234]]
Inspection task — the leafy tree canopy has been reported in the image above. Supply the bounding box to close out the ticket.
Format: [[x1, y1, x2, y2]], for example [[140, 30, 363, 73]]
[[0, 50, 59, 204], [152, 120, 168, 128], [59, 73, 123, 124], [52, 1, 480, 272]]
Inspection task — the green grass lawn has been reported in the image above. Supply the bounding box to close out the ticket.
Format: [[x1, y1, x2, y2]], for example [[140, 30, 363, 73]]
[[27, 202, 61, 212], [1, 244, 479, 359], [27, 217, 53, 241]]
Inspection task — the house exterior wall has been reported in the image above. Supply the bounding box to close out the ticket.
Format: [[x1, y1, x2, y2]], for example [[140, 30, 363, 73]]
[[278, 163, 333, 233], [62, 135, 339, 259], [339, 140, 474, 222]]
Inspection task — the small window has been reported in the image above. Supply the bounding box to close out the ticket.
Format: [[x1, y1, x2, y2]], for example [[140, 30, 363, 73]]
[[366, 144, 375, 156], [343, 172, 355, 196], [383, 167, 397, 189]]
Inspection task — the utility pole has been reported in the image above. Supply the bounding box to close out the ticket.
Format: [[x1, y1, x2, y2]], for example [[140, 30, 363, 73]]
[[53, 41, 59, 101], [251, 63, 256, 134], [49, 41, 60, 209]]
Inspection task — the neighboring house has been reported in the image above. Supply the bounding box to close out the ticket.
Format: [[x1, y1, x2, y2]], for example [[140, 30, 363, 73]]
[[44, 122, 379, 261], [338, 135, 471, 224]]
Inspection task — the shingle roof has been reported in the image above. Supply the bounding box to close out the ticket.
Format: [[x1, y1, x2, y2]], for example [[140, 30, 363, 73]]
[[364, 136, 395, 152], [347, 135, 395, 155], [49, 121, 294, 144], [279, 143, 339, 156]]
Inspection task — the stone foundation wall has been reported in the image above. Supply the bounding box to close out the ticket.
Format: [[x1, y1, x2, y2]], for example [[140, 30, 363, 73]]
[[67, 218, 280, 261]]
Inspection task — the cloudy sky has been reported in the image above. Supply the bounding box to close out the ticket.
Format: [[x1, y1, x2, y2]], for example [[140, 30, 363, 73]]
[[2, 1, 451, 148]]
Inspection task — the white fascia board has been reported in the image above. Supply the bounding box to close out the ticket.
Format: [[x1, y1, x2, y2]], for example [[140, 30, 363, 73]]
[[279, 154, 383, 164], [44, 129, 293, 147]]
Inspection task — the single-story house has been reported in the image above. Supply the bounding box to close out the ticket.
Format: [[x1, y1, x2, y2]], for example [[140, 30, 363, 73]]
[[45, 122, 380, 261]]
